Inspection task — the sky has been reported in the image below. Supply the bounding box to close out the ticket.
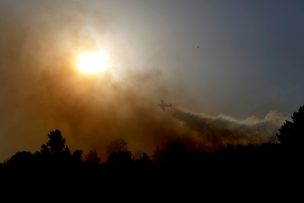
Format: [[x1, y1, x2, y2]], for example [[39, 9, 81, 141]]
[[0, 0, 303, 160]]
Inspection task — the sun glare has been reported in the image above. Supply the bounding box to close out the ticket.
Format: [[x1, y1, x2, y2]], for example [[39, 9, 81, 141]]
[[76, 51, 108, 75]]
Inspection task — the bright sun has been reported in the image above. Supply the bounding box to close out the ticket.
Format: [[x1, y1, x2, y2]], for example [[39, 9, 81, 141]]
[[76, 51, 108, 75]]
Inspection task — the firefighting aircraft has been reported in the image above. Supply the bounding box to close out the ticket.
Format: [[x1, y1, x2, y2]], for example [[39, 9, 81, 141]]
[[158, 100, 172, 111]]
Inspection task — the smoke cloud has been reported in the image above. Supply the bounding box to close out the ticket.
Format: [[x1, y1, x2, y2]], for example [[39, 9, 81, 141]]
[[0, 1, 288, 161], [171, 109, 287, 150]]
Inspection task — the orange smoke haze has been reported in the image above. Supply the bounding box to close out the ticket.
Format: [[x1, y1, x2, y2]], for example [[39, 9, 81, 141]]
[[0, 1, 287, 161]]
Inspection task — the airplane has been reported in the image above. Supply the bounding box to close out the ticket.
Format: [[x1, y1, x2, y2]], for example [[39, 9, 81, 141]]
[[158, 100, 172, 111]]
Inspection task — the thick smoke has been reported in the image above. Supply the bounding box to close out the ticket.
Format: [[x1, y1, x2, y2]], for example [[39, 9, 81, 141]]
[[171, 109, 287, 150], [0, 1, 288, 161]]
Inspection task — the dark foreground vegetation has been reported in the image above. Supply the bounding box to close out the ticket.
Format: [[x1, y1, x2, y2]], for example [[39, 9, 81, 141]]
[[1, 105, 304, 198]]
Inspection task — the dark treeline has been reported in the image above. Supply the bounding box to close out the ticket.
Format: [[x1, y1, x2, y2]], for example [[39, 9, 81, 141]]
[[1, 105, 304, 198]]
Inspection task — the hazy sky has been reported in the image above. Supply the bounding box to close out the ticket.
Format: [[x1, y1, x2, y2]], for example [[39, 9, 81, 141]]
[[0, 0, 303, 160], [2, 0, 304, 116], [99, 0, 304, 117]]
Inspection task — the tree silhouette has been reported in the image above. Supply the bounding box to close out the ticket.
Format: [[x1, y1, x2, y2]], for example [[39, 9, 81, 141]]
[[106, 139, 133, 172], [40, 130, 71, 165], [277, 105, 304, 146], [85, 150, 101, 165], [6, 151, 34, 166], [107, 151, 132, 169], [41, 130, 70, 155], [106, 139, 128, 155], [72, 150, 83, 164]]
